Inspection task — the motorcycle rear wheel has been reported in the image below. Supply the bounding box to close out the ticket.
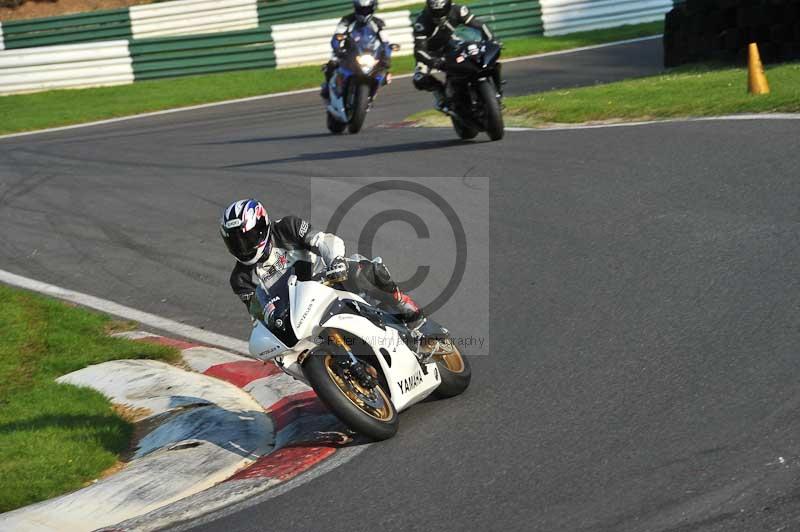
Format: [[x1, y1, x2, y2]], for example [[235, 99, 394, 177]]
[[347, 83, 371, 134], [304, 350, 399, 440], [477, 79, 504, 141]]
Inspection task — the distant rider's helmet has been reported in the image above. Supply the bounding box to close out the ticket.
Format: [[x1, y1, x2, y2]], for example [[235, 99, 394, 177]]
[[220, 199, 271, 265], [426, 0, 452, 19], [354, 0, 377, 23]]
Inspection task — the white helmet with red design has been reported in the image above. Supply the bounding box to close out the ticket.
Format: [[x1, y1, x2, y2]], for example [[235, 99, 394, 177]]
[[220, 199, 271, 265]]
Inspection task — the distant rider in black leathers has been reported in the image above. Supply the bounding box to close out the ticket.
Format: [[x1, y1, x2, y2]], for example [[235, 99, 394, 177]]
[[412, 0, 495, 110]]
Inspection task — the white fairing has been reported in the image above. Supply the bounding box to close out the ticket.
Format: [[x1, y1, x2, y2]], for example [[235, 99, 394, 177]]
[[321, 313, 440, 411], [249, 321, 288, 361], [247, 274, 441, 412]]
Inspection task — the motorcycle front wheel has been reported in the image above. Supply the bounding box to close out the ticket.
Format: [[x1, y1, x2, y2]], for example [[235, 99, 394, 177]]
[[477, 79, 504, 141], [304, 349, 399, 440], [327, 111, 347, 134], [452, 116, 479, 140], [347, 82, 371, 134], [431, 344, 471, 398]]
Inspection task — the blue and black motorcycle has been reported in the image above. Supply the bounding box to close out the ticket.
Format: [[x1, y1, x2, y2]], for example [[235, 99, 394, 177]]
[[325, 24, 398, 134]]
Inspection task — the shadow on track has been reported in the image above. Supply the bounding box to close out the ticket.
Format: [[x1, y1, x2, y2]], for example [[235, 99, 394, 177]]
[[223, 138, 469, 169], [199, 132, 334, 146]]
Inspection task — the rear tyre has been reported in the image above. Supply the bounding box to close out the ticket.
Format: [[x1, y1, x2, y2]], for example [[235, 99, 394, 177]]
[[304, 349, 399, 440], [327, 111, 346, 134], [477, 79, 504, 141], [452, 116, 479, 140], [347, 83, 371, 134], [432, 345, 472, 398]]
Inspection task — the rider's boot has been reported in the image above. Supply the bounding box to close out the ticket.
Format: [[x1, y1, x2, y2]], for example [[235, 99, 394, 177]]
[[321, 61, 336, 101], [433, 88, 449, 112], [387, 288, 426, 330]]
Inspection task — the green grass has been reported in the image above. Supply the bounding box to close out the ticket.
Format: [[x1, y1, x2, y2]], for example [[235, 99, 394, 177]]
[[409, 62, 800, 127], [0, 21, 662, 135], [0, 285, 177, 513]]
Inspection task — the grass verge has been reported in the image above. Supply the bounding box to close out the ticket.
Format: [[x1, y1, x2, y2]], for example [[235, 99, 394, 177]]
[[0, 21, 662, 135], [409, 62, 800, 128], [0, 284, 177, 513]]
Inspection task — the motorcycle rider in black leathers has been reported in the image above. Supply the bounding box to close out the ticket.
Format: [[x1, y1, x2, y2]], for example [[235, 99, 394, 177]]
[[321, 0, 391, 101], [413, 0, 495, 110], [220, 199, 424, 338]]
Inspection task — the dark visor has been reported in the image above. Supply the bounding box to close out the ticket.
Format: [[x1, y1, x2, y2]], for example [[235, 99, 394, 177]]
[[223, 217, 270, 261]]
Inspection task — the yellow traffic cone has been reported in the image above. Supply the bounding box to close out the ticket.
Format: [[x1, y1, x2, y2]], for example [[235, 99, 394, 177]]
[[747, 42, 770, 95]]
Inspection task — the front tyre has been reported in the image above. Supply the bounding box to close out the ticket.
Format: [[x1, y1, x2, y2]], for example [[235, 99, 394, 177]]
[[477, 79, 504, 141], [347, 83, 371, 134], [452, 116, 479, 140], [304, 350, 399, 440], [432, 345, 472, 398], [327, 111, 346, 134]]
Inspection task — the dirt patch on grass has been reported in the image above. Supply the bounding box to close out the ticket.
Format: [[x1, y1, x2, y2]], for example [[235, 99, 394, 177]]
[[104, 320, 139, 335], [0, 0, 156, 22], [86, 403, 155, 484]]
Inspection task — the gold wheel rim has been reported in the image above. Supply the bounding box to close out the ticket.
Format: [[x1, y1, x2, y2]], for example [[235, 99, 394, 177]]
[[433, 344, 465, 374], [323, 354, 393, 421]]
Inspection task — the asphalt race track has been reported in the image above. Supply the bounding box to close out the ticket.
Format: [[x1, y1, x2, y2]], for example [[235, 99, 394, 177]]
[[2, 37, 800, 531]]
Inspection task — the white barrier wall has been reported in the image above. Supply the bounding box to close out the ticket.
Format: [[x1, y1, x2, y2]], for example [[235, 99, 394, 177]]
[[540, 0, 673, 35], [129, 0, 259, 39], [379, 0, 422, 8], [272, 10, 414, 68], [0, 40, 133, 95]]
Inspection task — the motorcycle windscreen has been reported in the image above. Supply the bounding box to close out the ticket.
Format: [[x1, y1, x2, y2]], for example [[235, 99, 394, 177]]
[[350, 24, 381, 57], [452, 26, 482, 43]]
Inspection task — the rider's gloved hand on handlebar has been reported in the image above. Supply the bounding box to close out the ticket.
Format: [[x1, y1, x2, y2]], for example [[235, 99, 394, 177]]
[[325, 256, 348, 284], [432, 57, 446, 71]]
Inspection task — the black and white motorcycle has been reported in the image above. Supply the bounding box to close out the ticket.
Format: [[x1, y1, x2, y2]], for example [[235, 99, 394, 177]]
[[248, 257, 471, 440], [438, 28, 505, 141]]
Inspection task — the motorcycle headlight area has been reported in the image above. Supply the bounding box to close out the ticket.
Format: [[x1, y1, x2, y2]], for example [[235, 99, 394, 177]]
[[357, 54, 377, 73]]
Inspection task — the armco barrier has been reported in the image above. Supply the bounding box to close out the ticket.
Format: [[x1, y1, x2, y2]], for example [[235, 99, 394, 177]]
[[258, 0, 349, 26], [271, 9, 413, 68], [0, 40, 133, 94], [0, 8, 131, 50], [130, 27, 275, 80], [471, 0, 544, 40], [539, 0, 672, 36], [0, 0, 664, 94], [130, 0, 260, 39]]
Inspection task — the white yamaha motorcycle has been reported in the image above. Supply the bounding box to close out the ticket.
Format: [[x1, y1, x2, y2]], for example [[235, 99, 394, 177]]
[[248, 258, 471, 440]]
